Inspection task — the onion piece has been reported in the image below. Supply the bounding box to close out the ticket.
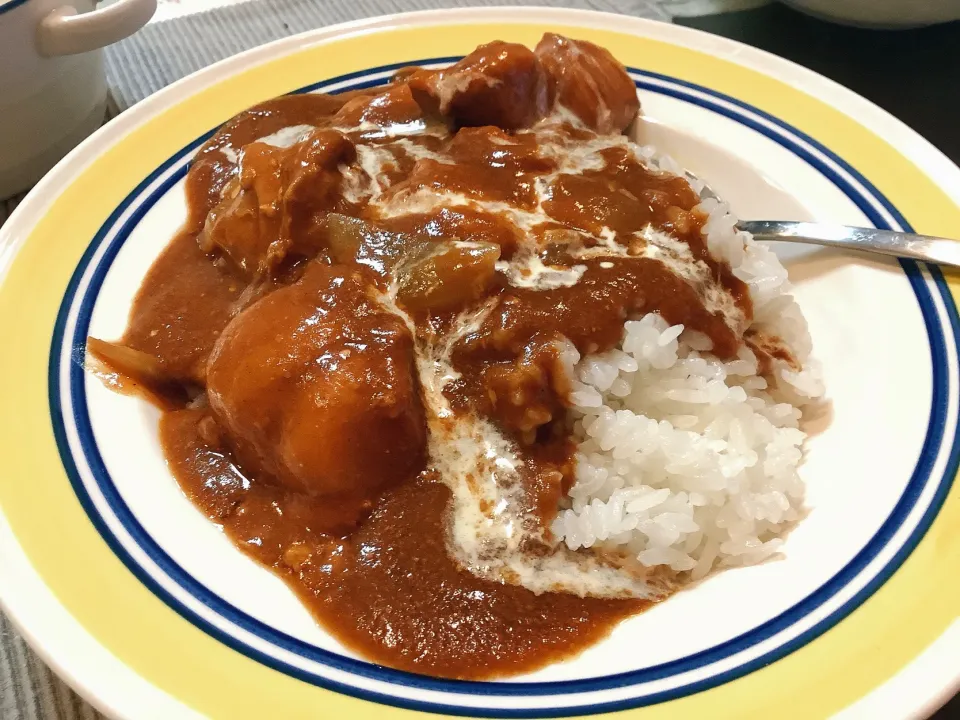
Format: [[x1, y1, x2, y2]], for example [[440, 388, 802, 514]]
[[327, 213, 428, 276], [86, 338, 191, 408], [397, 241, 501, 312]]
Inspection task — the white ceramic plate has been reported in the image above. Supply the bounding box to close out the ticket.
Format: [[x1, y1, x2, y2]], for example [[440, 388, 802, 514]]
[[2, 8, 960, 719]]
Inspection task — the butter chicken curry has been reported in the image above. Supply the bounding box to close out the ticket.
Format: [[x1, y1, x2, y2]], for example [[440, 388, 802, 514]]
[[88, 34, 760, 679]]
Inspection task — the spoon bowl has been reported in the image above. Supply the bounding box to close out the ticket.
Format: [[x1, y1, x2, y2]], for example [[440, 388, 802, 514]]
[[688, 170, 960, 268]]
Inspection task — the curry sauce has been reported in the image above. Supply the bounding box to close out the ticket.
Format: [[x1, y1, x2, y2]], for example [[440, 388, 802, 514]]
[[89, 34, 758, 678]]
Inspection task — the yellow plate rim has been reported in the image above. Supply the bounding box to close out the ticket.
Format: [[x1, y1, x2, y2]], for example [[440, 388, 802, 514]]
[[2, 7, 960, 719]]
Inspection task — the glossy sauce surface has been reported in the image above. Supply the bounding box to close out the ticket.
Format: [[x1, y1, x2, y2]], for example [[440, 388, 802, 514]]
[[163, 407, 645, 678], [90, 35, 760, 678]]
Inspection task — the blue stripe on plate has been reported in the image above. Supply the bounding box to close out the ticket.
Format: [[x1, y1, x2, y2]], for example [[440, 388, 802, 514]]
[[46, 60, 960, 717], [0, 0, 31, 17]]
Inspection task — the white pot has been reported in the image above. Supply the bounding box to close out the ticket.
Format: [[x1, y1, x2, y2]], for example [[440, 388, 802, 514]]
[[0, 0, 156, 199], [783, 0, 960, 27]]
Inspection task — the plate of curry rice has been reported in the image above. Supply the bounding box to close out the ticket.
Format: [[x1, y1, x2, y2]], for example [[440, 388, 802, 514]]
[[1, 7, 960, 719]]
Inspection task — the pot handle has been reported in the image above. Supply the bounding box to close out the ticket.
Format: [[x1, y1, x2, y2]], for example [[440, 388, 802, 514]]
[[37, 0, 157, 57]]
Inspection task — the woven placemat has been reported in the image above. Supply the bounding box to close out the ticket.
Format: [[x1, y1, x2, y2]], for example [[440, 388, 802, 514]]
[[104, 0, 672, 110]]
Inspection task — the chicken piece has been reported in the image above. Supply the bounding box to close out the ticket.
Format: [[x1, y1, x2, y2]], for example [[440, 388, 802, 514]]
[[186, 93, 367, 224], [535, 33, 639, 134], [478, 337, 571, 439], [198, 128, 355, 276], [206, 263, 426, 522], [387, 127, 553, 210], [332, 83, 425, 130], [404, 41, 549, 130]]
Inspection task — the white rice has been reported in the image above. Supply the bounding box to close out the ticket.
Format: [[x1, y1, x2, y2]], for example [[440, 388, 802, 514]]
[[551, 173, 825, 580], [336, 102, 826, 590]]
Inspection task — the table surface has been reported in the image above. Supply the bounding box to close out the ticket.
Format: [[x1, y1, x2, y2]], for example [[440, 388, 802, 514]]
[[2, 1, 959, 718]]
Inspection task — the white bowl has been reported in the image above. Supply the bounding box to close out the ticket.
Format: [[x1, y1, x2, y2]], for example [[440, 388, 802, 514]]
[[783, 0, 960, 28]]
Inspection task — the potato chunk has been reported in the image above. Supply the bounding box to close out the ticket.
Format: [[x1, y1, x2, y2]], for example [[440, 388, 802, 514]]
[[206, 263, 425, 521]]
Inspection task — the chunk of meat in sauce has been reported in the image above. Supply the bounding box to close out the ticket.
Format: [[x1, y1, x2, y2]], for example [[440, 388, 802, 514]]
[[187, 93, 369, 225], [469, 259, 739, 359], [206, 262, 426, 529], [199, 128, 356, 276], [404, 41, 549, 129], [406, 126, 555, 209], [535, 33, 640, 134], [542, 147, 703, 237], [472, 335, 572, 437], [332, 82, 425, 130]]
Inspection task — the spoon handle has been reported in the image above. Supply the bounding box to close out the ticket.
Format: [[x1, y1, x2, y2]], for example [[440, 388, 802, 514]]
[[739, 220, 960, 269]]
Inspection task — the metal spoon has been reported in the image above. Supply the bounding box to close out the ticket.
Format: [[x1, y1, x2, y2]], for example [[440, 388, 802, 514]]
[[691, 173, 960, 268]]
